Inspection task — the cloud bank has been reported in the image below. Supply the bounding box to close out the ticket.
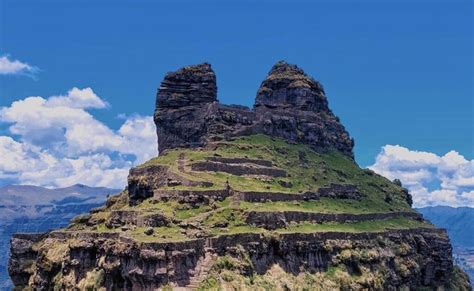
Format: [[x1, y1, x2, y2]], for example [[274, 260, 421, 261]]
[[0, 88, 157, 188], [0, 54, 39, 78], [369, 145, 474, 208]]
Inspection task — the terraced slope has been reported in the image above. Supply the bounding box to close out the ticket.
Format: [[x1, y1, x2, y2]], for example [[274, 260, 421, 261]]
[[9, 135, 467, 290], [8, 61, 471, 290], [98, 135, 421, 235]]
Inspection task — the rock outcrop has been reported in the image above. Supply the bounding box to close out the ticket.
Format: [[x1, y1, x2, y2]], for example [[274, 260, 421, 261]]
[[254, 61, 353, 156], [154, 61, 354, 157], [154, 63, 218, 152]]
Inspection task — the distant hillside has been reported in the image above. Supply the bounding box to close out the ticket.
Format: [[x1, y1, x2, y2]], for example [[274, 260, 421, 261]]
[[0, 184, 119, 290], [0, 184, 117, 219], [418, 206, 474, 248]]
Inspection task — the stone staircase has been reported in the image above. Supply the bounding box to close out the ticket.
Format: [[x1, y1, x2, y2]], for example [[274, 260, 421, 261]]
[[184, 248, 216, 290]]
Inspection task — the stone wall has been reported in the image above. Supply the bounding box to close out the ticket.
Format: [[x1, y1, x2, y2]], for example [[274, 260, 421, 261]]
[[190, 161, 287, 177], [236, 191, 304, 202], [234, 185, 361, 203], [205, 156, 273, 167], [317, 183, 362, 200], [245, 211, 423, 230], [105, 210, 170, 228], [153, 189, 231, 205]]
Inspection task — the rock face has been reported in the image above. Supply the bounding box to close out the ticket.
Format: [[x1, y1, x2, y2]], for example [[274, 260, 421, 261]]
[[154, 63, 218, 152], [8, 233, 44, 287], [154, 61, 354, 157]]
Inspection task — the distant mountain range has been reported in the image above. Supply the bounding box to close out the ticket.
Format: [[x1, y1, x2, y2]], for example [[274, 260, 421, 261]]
[[0, 184, 117, 220], [0, 184, 120, 290], [418, 206, 474, 285], [417, 206, 474, 248]]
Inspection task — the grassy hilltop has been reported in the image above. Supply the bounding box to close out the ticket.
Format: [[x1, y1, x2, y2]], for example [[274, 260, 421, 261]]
[[67, 135, 426, 242]]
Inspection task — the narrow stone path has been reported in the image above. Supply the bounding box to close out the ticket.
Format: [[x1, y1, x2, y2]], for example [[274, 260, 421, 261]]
[[229, 188, 241, 208], [178, 153, 186, 172]]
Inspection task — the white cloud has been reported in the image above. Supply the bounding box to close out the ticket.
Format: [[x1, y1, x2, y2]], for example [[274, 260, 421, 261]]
[[117, 115, 157, 163], [0, 88, 157, 189], [0, 136, 49, 180], [47, 87, 108, 109], [369, 145, 474, 208], [0, 54, 39, 77]]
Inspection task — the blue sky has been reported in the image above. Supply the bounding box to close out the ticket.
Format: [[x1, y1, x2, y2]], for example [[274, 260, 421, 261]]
[[0, 0, 473, 207]]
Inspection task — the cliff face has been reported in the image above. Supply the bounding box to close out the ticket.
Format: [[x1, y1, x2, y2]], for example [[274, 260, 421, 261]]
[[154, 61, 354, 157], [9, 62, 471, 290], [9, 228, 457, 290]]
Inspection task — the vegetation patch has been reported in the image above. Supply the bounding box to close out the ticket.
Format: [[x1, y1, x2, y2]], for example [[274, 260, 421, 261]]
[[128, 225, 187, 242]]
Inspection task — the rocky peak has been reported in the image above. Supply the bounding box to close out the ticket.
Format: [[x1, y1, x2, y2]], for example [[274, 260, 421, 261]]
[[156, 62, 217, 108], [255, 61, 328, 112], [154, 61, 354, 157]]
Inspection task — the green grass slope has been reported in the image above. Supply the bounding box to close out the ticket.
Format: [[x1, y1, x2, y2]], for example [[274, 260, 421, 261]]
[[66, 134, 428, 242]]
